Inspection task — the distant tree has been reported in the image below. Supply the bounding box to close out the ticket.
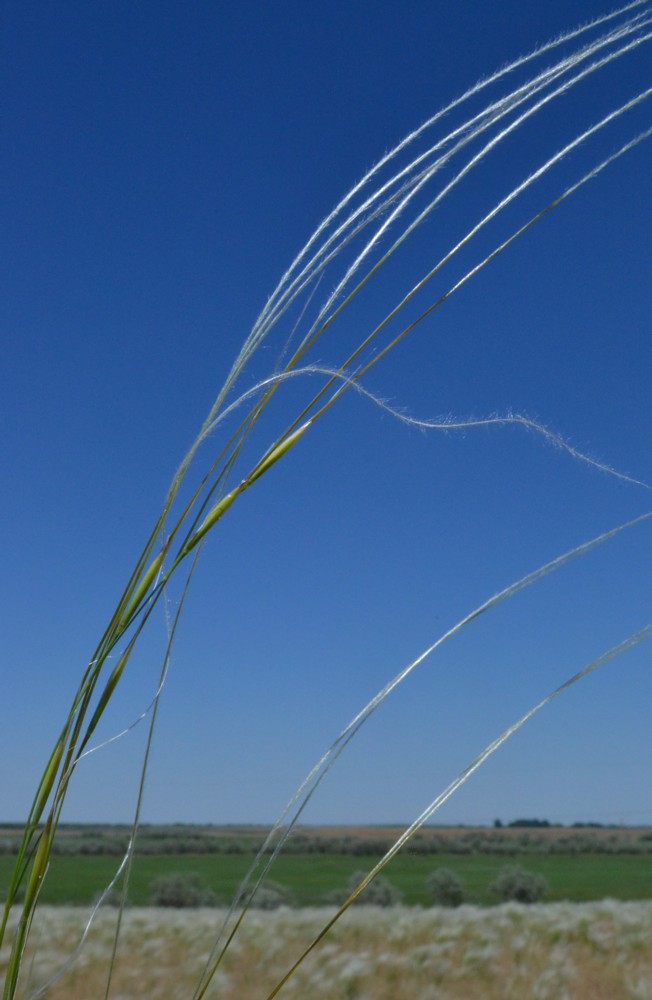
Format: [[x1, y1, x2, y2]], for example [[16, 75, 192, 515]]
[[149, 872, 217, 908], [490, 865, 548, 903], [240, 880, 294, 909], [426, 867, 466, 907], [344, 870, 403, 907], [508, 819, 551, 828], [493, 819, 503, 828]]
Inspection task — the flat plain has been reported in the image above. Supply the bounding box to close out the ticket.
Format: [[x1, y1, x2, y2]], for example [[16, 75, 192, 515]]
[[3, 851, 652, 907], [4, 826, 652, 998], [5, 901, 652, 999], [2, 824, 652, 906]]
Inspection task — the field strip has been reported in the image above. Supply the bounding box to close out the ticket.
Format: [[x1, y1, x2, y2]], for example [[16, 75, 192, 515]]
[[4, 901, 652, 999]]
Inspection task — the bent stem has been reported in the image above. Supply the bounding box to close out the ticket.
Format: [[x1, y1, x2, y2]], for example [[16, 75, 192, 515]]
[[264, 621, 652, 1000], [3, 5, 651, 997], [192, 510, 652, 997]]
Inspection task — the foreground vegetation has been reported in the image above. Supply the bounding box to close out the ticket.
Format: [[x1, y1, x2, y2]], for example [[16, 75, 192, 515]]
[[4, 901, 652, 999]]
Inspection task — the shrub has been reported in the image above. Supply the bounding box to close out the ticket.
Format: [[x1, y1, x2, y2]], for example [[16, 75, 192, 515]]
[[490, 865, 548, 904], [344, 870, 403, 907], [240, 880, 294, 909], [426, 867, 466, 907], [148, 872, 217, 908]]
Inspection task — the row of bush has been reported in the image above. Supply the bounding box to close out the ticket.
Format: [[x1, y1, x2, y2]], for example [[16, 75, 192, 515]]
[[425, 865, 548, 906], [2, 830, 649, 857], [343, 865, 548, 907], [142, 864, 548, 909]]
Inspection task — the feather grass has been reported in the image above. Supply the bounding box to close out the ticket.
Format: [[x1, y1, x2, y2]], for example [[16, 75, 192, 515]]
[[2, 4, 652, 998]]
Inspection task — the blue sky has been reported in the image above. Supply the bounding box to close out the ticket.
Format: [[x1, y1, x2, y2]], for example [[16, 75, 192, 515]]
[[2, 0, 651, 828]]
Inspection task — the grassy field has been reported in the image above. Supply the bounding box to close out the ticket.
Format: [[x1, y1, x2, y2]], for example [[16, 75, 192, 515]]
[[3, 851, 652, 907], [4, 825, 652, 907], [6, 901, 652, 999]]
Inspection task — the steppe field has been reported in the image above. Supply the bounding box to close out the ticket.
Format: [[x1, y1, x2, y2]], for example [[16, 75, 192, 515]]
[[4, 901, 652, 1000], [4, 826, 652, 997]]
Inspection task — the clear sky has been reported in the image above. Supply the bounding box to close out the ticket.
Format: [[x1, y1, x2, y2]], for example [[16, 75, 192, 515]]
[[2, 0, 651, 829]]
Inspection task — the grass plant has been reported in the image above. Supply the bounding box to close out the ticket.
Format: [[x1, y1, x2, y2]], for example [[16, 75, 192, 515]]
[[2, 4, 652, 998]]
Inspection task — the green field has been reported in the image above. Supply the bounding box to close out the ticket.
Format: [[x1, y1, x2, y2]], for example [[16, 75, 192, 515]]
[[3, 852, 652, 907]]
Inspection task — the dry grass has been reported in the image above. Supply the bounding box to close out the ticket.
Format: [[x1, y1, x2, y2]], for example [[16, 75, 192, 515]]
[[5, 901, 652, 999]]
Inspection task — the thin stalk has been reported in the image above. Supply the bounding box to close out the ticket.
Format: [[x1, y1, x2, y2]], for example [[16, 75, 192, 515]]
[[193, 510, 652, 996], [264, 622, 652, 999]]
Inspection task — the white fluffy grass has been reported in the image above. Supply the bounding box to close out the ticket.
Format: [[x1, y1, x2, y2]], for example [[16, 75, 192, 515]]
[[6, 902, 652, 1000]]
